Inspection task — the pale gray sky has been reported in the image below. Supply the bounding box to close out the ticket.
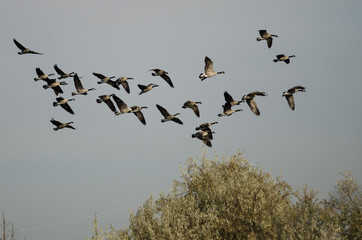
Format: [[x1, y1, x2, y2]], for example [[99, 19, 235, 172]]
[[1, 1, 361, 239]]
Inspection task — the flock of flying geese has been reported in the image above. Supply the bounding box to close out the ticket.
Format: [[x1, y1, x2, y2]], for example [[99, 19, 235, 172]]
[[13, 29, 306, 147]]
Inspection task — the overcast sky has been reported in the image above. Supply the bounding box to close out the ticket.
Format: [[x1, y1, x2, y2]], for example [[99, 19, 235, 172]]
[[1, 1, 361, 239]]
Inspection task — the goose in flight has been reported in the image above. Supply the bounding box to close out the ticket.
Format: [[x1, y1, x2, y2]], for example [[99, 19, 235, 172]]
[[50, 118, 76, 131], [137, 83, 159, 95], [273, 54, 296, 64], [54, 64, 75, 79], [113, 95, 132, 115], [92, 72, 120, 90], [131, 106, 148, 125], [282, 86, 306, 111], [43, 79, 67, 96], [242, 91, 267, 116], [71, 74, 96, 95], [195, 121, 218, 131], [34, 67, 54, 81], [53, 97, 75, 115], [192, 129, 214, 147], [224, 91, 242, 106], [193, 129, 214, 141], [256, 30, 278, 48], [115, 77, 134, 94], [218, 102, 242, 117], [96, 94, 117, 112], [182, 100, 202, 117], [150, 69, 174, 88], [199, 56, 225, 81], [156, 104, 183, 124], [13, 38, 44, 55]]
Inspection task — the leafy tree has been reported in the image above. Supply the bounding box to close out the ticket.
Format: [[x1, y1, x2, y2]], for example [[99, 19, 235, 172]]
[[289, 186, 340, 239], [86, 152, 361, 240], [88, 151, 294, 239], [87, 212, 129, 240], [324, 170, 361, 240]]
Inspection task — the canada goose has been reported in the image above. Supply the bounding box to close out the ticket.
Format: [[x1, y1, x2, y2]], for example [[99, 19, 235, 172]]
[[282, 86, 306, 111], [43, 79, 67, 96], [149, 69, 174, 88], [71, 74, 96, 96], [137, 83, 159, 95], [53, 97, 75, 115], [50, 118, 76, 131], [273, 54, 296, 64], [34, 67, 54, 81], [96, 94, 117, 112], [115, 77, 134, 94], [242, 91, 267, 116], [156, 104, 183, 124], [195, 121, 218, 131], [192, 129, 215, 140], [13, 38, 43, 55], [192, 130, 215, 147], [54, 64, 75, 79], [256, 30, 278, 48], [112, 95, 132, 115], [131, 106, 148, 125], [224, 91, 242, 106], [182, 100, 202, 117], [199, 56, 225, 81], [218, 102, 242, 117], [92, 72, 119, 90]]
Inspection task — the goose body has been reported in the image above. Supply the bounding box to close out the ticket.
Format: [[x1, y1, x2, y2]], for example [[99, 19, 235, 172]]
[[93, 72, 119, 90], [54, 64, 75, 79], [72, 74, 96, 95], [224, 91, 242, 106], [150, 69, 174, 88], [137, 83, 159, 95], [242, 91, 267, 116], [13, 38, 43, 55], [96, 94, 117, 112], [53, 97, 75, 114], [192, 129, 214, 140], [43, 79, 67, 96], [199, 56, 225, 81], [50, 118, 76, 131], [131, 106, 148, 125], [273, 54, 296, 64], [218, 102, 242, 117], [256, 30, 278, 48], [182, 100, 202, 117], [34, 67, 54, 81], [192, 130, 214, 147], [113, 95, 132, 115], [156, 104, 183, 124], [282, 86, 306, 110], [116, 77, 134, 94], [195, 121, 218, 131]]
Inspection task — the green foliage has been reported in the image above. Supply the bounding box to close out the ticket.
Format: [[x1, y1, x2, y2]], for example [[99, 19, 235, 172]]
[[324, 170, 362, 240], [126, 151, 294, 240], [86, 213, 130, 240], [290, 186, 340, 239], [86, 151, 361, 240]]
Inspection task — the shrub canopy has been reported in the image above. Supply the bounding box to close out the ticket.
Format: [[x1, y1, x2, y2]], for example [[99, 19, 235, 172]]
[[86, 151, 361, 240]]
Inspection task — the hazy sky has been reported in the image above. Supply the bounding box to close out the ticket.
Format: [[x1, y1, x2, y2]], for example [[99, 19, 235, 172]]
[[1, 1, 361, 239]]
